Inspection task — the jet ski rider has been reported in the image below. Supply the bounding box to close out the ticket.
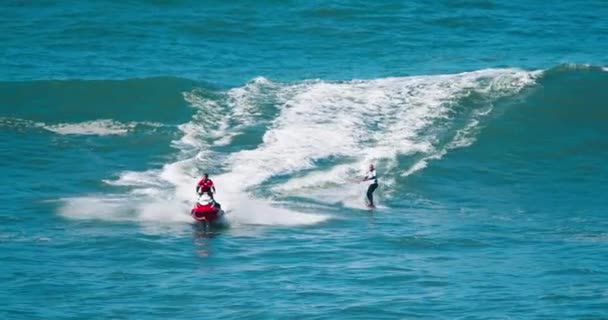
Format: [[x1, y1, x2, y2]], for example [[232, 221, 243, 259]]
[[196, 173, 216, 201]]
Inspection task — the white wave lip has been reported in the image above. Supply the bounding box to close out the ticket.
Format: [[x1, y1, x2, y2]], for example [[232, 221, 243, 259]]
[[42, 119, 163, 136], [43, 119, 133, 135], [0, 117, 163, 136]]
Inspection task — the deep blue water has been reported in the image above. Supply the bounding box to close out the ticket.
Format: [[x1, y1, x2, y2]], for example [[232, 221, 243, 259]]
[[1, 1, 608, 319]]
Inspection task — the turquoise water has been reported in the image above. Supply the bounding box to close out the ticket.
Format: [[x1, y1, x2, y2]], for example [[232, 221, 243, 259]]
[[2, 1, 608, 319]]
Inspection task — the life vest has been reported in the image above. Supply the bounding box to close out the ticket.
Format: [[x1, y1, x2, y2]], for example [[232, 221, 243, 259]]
[[197, 178, 214, 192]]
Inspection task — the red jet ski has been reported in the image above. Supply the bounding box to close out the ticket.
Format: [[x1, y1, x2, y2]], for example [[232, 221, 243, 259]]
[[190, 194, 225, 225]]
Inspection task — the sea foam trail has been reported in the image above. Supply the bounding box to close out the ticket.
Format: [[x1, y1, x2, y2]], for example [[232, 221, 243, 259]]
[[59, 69, 538, 226], [221, 69, 538, 208]]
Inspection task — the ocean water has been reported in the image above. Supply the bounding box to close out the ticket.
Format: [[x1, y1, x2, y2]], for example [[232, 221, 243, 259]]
[[1, 1, 608, 319]]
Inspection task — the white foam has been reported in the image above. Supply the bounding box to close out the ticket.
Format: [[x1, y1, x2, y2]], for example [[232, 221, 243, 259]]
[[59, 195, 192, 223], [221, 197, 327, 226], [103, 170, 164, 187], [60, 196, 136, 222], [180, 78, 276, 148], [42, 119, 163, 136], [177, 92, 224, 149]]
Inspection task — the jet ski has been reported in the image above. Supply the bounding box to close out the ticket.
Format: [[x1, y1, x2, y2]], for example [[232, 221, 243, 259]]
[[190, 193, 225, 225]]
